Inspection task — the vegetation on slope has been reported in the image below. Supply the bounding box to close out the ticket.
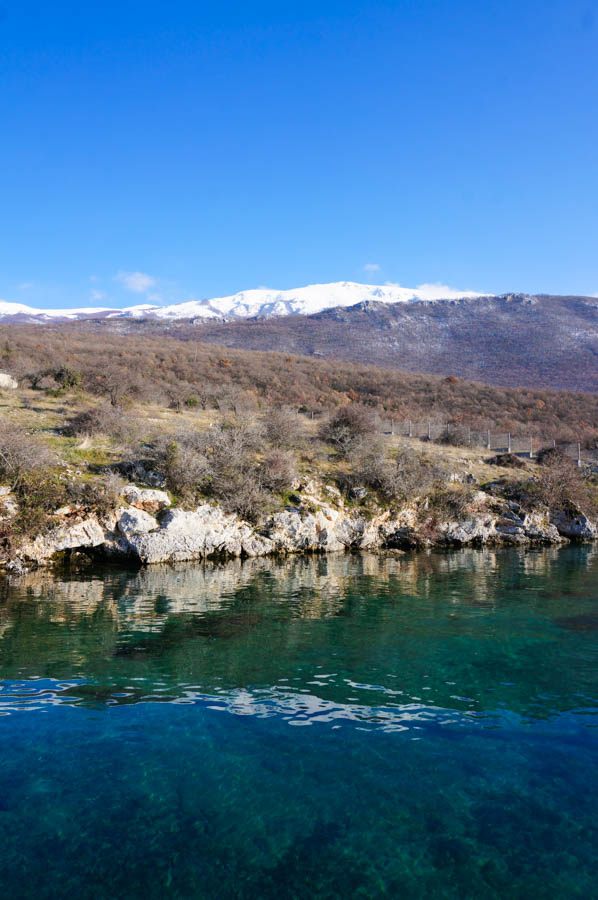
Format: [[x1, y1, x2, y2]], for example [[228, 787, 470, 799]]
[[2, 325, 598, 443]]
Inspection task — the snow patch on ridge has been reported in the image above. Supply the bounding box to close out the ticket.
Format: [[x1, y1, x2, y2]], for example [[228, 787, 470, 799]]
[[0, 281, 488, 323]]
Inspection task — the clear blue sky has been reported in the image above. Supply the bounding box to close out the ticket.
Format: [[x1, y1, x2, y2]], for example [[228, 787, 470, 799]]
[[1, 0, 597, 308]]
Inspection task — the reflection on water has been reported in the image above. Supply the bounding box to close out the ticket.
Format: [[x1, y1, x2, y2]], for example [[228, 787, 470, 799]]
[[1, 546, 598, 898]]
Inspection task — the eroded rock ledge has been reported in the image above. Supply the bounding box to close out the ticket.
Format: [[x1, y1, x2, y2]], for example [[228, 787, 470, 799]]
[[2, 479, 596, 573]]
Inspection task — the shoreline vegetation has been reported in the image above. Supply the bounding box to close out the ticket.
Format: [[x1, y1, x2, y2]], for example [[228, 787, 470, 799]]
[[1, 365, 597, 572]]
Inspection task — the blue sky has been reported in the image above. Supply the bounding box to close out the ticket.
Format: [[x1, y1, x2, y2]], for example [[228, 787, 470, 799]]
[[0, 0, 597, 309]]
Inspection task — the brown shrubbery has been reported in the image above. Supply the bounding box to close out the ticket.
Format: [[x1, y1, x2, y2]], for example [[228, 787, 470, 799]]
[[0, 424, 58, 490], [530, 452, 597, 515], [3, 323, 597, 441], [152, 419, 296, 522], [341, 441, 447, 504], [319, 405, 377, 455], [65, 404, 141, 443]]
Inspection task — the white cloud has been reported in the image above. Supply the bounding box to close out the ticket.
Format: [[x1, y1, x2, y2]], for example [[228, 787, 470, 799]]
[[363, 263, 381, 272], [17, 282, 34, 290], [90, 289, 105, 302], [115, 271, 156, 293], [415, 282, 484, 299]]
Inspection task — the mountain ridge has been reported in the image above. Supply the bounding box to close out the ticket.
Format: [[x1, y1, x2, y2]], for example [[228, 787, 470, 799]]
[[0, 280, 487, 323], [59, 291, 597, 393]]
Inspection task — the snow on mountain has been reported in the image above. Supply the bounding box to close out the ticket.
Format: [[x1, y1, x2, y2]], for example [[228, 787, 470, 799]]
[[0, 282, 488, 323], [0, 301, 113, 321]]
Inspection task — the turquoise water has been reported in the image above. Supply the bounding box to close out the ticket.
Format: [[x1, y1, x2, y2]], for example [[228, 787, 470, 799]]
[[1, 547, 598, 898]]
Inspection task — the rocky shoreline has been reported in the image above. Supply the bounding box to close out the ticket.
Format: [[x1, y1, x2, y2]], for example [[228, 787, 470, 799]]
[[2, 478, 597, 575]]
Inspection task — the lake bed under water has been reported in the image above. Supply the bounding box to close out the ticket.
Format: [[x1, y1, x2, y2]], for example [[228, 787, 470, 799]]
[[0, 546, 597, 898]]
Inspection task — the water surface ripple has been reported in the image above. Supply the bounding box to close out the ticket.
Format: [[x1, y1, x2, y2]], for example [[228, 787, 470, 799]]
[[1, 547, 597, 897]]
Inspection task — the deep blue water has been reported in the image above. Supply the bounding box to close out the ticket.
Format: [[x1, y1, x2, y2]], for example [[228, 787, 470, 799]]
[[1, 547, 598, 898]]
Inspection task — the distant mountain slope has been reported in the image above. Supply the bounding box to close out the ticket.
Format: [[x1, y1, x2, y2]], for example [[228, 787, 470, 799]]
[[4, 288, 598, 393], [151, 293, 598, 392], [0, 281, 485, 323]]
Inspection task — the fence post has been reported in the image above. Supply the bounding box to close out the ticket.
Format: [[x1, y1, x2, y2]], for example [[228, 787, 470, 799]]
[[553, 439, 556, 449], [390, 417, 394, 435], [507, 432, 511, 453], [530, 437, 533, 458], [428, 421, 431, 440], [468, 427, 471, 446], [578, 442, 582, 467], [487, 430, 491, 450], [446, 423, 450, 439], [408, 420, 412, 438]]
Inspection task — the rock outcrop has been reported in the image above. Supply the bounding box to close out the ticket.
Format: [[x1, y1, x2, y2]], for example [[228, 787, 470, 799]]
[[1, 480, 595, 572], [121, 506, 274, 564], [19, 517, 106, 564], [550, 509, 598, 541], [0, 373, 18, 390]]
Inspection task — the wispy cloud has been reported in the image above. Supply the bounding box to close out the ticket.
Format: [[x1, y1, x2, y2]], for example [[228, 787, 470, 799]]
[[363, 263, 381, 273], [115, 271, 156, 293], [415, 282, 483, 299], [90, 289, 106, 302], [17, 282, 34, 290]]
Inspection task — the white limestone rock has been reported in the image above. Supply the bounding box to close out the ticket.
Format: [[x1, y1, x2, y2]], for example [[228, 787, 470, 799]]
[[116, 506, 159, 537], [551, 509, 598, 540], [0, 490, 18, 520], [0, 373, 18, 390], [125, 504, 274, 564], [120, 485, 171, 513], [265, 503, 348, 552], [440, 515, 498, 545], [19, 517, 106, 564]]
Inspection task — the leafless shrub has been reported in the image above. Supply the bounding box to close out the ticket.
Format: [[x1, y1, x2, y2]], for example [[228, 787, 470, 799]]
[[343, 436, 399, 499], [258, 449, 297, 493], [427, 486, 475, 521], [0, 423, 58, 489], [263, 406, 306, 449], [0, 424, 66, 540], [158, 436, 212, 499], [530, 453, 597, 514], [394, 448, 447, 502], [154, 419, 266, 505], [342, 440, 447, 503], [488, 453, 526, 469], [436, 425, 471, 447], [319, 405, 376, 455], [67, 472, 126, 515], [85, 362, 149, 407], [65, 405, 142, 444], [219, 480, 271, 523]]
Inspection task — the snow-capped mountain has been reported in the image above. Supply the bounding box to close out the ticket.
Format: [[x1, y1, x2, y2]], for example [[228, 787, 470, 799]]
[[0, 281, 488, 323]]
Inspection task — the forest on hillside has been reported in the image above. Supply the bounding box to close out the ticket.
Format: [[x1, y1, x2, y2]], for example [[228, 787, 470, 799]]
[[1, 324, 598, 443]]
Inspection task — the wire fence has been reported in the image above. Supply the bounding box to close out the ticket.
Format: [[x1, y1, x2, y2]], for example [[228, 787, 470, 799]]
[[379, 419, 598, 467]]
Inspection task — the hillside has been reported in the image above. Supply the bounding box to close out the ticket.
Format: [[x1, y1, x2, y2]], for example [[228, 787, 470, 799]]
[[1, 324, 598, 442], [4, 289, 598, 393], [80, 292, 597, 393]]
